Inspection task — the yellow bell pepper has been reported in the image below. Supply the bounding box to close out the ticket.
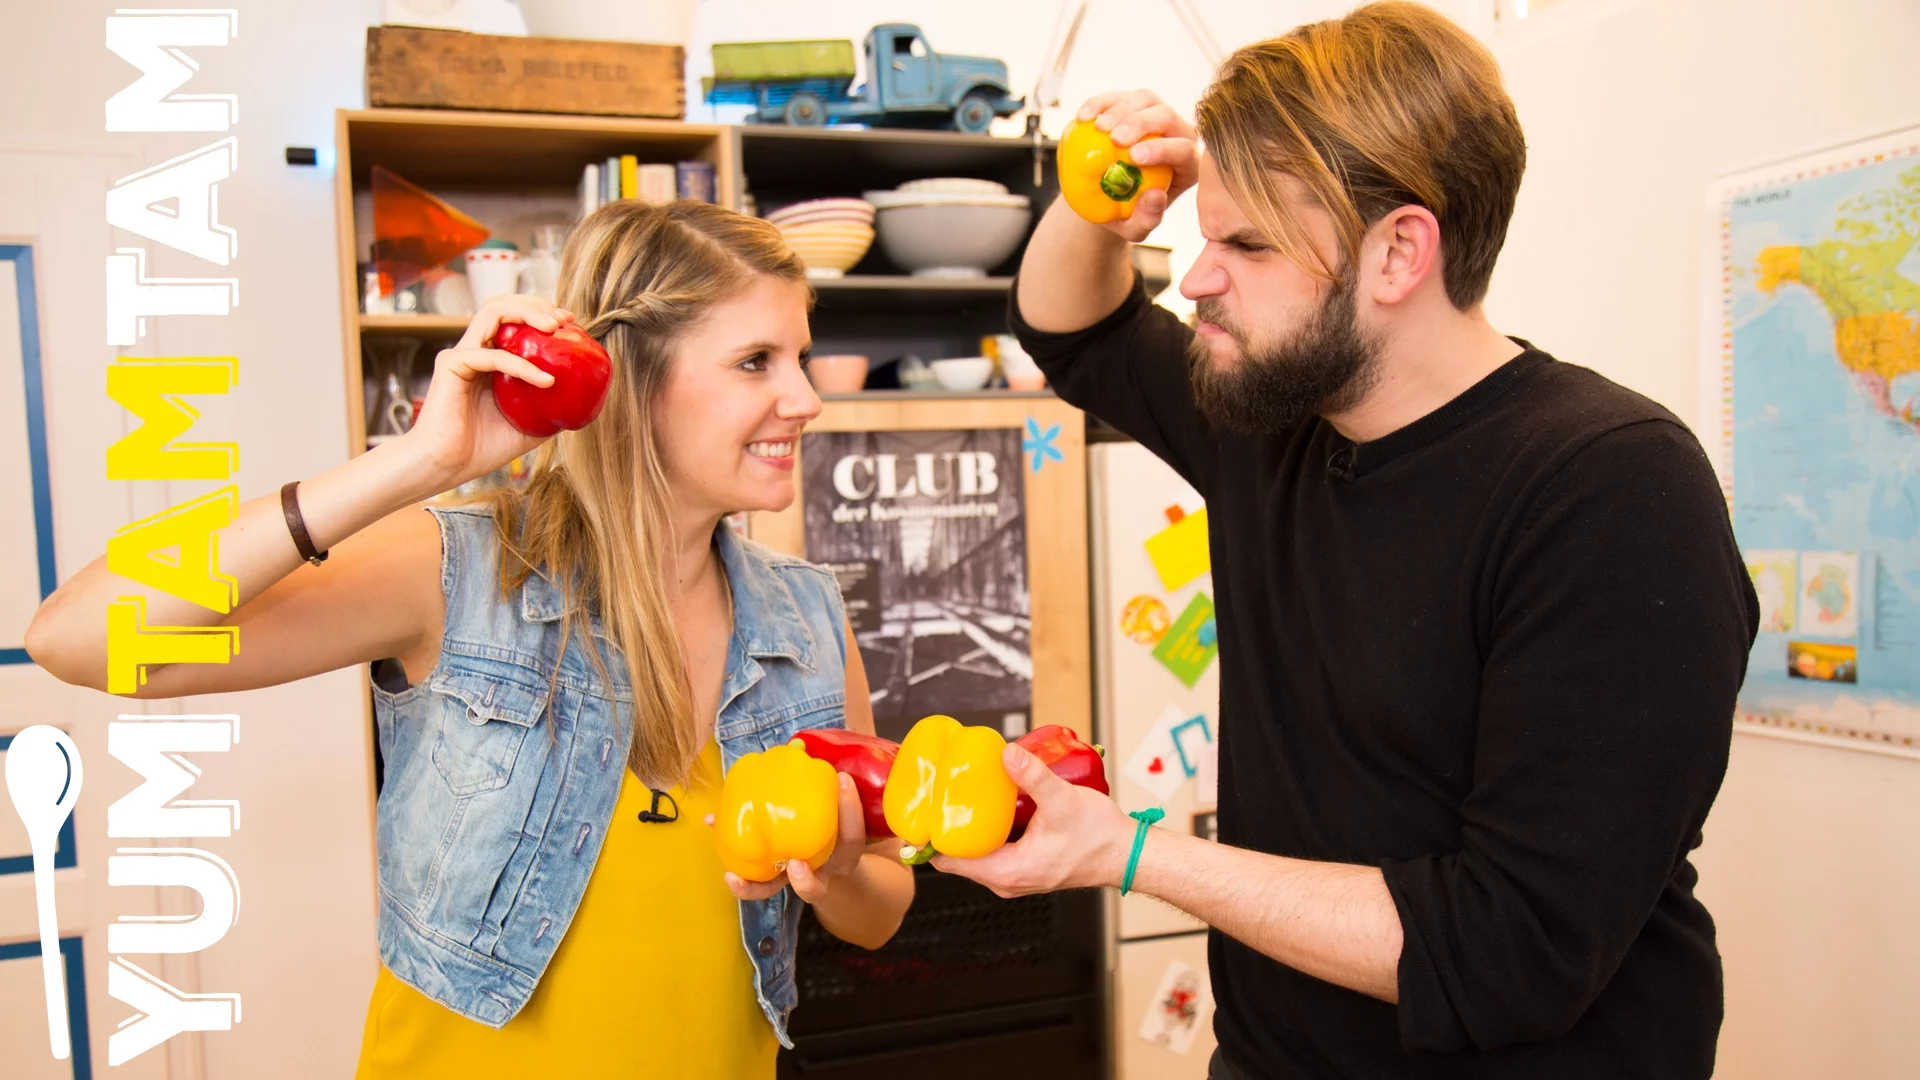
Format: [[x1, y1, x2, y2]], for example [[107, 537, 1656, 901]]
[[882, 715, 1018, 861], [1057, 120, 1174, 225], [715, 740, 841, 883]]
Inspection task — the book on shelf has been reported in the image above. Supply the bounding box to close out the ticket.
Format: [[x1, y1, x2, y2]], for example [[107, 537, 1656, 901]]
[[619, 154, 638, 200], [579, 162, 600, 217], [638, 163, 676, 204], [577, 157, 721, 219]]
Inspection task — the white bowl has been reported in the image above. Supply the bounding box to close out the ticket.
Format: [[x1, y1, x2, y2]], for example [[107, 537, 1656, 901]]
[[930, 357, 994, 391], [863, 189, 1029, 210], [874, 202, 1032, 277], [898, 177, 1009, 196]]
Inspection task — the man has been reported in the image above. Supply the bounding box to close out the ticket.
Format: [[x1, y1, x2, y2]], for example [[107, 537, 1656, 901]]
[[931, 4, 1759, 1077]]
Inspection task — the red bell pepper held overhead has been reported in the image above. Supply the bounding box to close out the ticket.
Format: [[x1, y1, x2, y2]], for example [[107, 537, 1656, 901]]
[[792, 728, 899, 839], [490, 321, 614, 437], [1008, 724, 1109, 841]]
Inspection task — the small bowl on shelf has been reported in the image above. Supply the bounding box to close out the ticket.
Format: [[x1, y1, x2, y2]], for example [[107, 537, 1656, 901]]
[[809, 354, 870, 393], [930, 357, 995, 392], [999, 339, 1046, 391], [780, 220, 875, 279], [766, 197, 875, 229]]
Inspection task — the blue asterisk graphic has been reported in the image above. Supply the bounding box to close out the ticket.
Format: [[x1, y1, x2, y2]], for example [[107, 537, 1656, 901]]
[[1024, 417, 1063, 474]]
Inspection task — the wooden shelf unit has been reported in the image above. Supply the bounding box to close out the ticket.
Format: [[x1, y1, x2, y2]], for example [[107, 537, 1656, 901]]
[[333, 108, 739, 456], [334, 112, 1063, 454]]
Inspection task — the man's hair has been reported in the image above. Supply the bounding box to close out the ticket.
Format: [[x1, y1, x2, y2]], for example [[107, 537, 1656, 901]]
[[1194, 1, 1526, 310]]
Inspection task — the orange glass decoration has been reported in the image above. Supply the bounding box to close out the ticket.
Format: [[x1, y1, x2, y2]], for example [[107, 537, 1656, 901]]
[[370, 165, 490, 293]]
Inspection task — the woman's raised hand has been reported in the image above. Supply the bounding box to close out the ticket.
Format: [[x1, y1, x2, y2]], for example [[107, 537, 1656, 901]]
[[400, 294, 573, 490]]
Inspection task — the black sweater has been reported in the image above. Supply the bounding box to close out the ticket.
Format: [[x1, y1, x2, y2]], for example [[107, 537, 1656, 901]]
[[1014, 277, 1758, 1078]]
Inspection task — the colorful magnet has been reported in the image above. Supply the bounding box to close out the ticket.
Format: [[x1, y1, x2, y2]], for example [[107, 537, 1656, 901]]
[[1152, 593, 1218, 688], [1144, 505, 1210, 592], [1121, 595, 1172, 645]]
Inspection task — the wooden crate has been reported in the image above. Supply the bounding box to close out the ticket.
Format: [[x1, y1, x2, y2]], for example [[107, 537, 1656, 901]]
[[365, 26, 684, 119]]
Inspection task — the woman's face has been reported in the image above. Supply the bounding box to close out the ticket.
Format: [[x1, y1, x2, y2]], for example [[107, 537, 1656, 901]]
[[652, 273, 819, 519]]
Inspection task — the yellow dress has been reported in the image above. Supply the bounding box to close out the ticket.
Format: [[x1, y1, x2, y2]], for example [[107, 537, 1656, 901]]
[[355, 741, 778, 1078]]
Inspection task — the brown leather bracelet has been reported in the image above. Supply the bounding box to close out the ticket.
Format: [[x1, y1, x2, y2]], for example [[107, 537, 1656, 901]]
[[280, 481, 328, 566]]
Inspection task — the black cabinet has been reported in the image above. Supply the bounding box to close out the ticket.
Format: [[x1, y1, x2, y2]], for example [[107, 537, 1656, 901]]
[[781, 865, 1105, 1079]]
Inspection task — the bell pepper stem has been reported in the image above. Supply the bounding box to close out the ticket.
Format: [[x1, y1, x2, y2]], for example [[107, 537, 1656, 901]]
[[1099, 161, 1144, 201], [899, 843, 939, 866]]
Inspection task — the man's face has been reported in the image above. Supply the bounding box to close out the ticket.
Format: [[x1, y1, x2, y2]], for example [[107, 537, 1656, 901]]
[[1179, 155, 1382, 434]]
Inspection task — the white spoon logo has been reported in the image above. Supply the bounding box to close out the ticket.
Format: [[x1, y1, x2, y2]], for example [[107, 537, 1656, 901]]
[[5, 725, 84, 1060]]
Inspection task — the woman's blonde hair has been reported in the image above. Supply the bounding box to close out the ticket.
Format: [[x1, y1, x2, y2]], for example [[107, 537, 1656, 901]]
[[484, 199, 809, 787]]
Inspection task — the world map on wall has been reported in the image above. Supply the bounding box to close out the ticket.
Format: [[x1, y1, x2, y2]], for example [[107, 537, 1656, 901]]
[[1714, 129, 1920, 749]]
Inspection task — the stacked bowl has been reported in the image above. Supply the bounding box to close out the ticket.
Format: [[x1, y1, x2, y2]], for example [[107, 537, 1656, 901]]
[[765, 198, 875, 279], [865, 179, 1032, 278]]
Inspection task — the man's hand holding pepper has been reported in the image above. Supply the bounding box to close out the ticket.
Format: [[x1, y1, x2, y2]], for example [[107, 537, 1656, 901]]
[[1070, 90, 1202, 243], [931, 744, 1136, 897]]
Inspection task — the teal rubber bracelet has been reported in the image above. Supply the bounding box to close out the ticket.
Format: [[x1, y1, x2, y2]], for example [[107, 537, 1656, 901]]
[[1120, 807, 1165, 896]]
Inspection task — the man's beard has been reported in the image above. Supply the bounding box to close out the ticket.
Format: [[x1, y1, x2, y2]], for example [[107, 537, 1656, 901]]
[[1186, 271, 1382, 435]]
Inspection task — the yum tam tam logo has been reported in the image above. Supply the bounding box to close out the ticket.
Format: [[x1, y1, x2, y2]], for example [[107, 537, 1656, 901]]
[[4, 7, 248, 1070]]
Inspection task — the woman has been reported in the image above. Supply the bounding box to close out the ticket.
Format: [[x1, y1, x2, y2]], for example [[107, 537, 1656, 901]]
[[26, 200, 915, 1075]]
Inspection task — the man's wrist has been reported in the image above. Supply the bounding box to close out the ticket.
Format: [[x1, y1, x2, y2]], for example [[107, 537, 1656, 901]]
[[1107, 812, 1147, 892]]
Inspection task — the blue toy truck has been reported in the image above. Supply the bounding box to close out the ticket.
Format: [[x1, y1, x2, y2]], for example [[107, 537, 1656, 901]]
[[702, 24, 1024, 134]]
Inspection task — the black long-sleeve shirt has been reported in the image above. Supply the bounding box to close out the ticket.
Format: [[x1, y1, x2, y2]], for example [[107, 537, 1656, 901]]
[[1014, 277, 1758, 1078]]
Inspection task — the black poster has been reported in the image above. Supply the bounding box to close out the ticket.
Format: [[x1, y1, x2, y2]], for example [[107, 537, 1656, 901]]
[[802, 429, 1032, 743]]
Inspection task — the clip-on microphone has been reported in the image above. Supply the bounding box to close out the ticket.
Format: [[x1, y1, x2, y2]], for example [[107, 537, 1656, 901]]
[[637, 788, 680, 824]]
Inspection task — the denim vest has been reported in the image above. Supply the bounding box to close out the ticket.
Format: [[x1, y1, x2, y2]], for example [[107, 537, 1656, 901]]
[[370, 504, 849, 1045]]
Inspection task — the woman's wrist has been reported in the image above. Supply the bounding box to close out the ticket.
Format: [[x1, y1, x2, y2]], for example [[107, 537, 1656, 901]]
[[372, 431, 466, 508], [288, 440, 446, 556]]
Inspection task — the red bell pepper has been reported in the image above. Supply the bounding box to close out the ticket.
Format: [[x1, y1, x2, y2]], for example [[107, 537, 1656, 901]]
[[1008, 724, 1109, 841], [792, 728, 899, 839], [490, 321, 614, 437]]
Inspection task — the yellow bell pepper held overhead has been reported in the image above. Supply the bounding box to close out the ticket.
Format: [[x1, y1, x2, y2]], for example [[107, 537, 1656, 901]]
[[1057, 120, 1175, 225], [715, 740, 841, 883], [883, 715, 1019, 862]]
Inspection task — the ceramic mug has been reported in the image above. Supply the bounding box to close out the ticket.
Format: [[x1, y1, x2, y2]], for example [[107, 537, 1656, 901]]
[[464, 242, 522, 306]]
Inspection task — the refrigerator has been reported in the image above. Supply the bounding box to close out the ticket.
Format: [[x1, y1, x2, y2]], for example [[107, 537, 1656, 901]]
[[1089, 440, 1221, 1078]]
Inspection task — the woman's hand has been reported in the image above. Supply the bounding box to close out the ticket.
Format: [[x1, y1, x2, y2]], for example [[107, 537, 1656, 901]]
[[398, 293, 572, 491], [717, 772, 870, 903]]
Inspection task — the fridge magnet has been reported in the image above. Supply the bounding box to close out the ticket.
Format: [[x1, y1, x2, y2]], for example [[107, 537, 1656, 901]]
[[1138, 958, 1213, 1055], [1023, 416, 1064, 474], [1144, 504, 1210, 592], [1170, 713, 1213, 777], [1120, 594, 1172, 645], [1123, 705, 1191, 802], [1152, 593, 1218, 688], [1787, 640, 1858, 683], [1795, 551, 1859, 639]]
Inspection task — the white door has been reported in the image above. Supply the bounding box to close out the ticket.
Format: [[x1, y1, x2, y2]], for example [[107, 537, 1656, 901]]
[[1090, 441, 1218, 940], [0, 143, 171, 1080]]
